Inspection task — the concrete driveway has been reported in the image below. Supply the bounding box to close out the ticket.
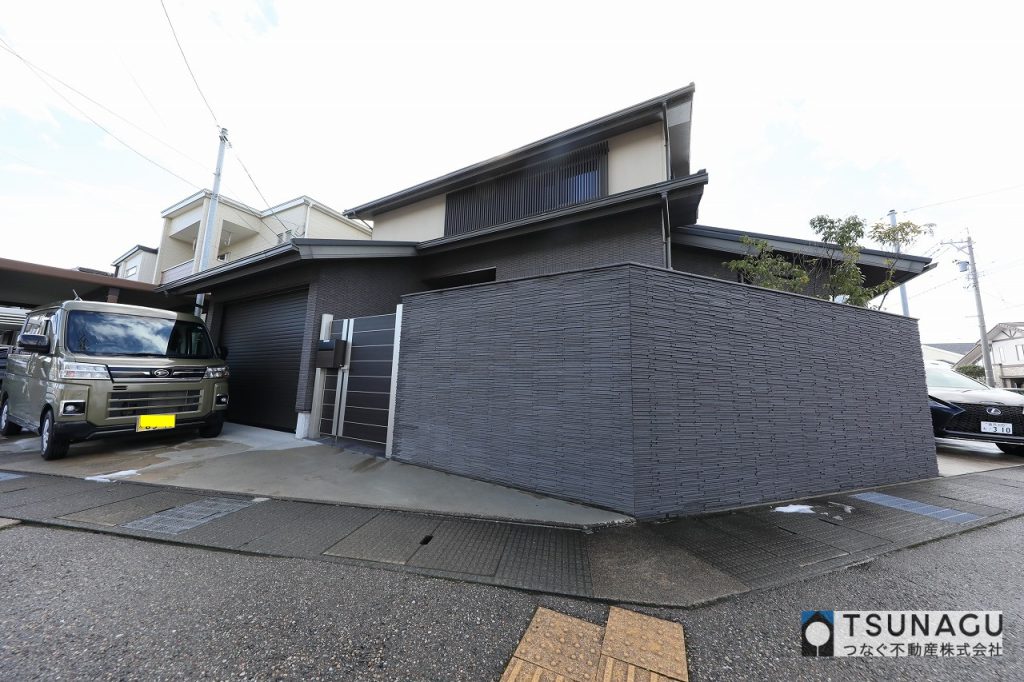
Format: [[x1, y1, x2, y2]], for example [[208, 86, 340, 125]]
[[0, 423, 629, 527], [935, 437, 1024, 476]]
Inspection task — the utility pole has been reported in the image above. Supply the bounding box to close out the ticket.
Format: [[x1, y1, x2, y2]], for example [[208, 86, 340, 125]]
[[943, 230, 995, 386], [888, 209, 911, 317], [194, 128, 229, 316]]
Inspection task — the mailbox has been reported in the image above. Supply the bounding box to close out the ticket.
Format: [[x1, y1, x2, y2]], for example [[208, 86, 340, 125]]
[[315, 339, 347, 368]]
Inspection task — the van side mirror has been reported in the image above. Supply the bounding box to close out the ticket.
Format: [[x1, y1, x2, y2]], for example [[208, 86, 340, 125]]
[[217, 345, 229, 360], [18, 333, 50, 353]]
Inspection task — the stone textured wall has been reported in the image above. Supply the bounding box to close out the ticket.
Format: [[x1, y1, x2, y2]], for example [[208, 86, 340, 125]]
[[626, 265, 937, 517], [391, 263, 937, 518]]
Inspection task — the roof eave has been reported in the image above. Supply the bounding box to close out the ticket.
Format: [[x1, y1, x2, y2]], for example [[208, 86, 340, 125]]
[[157, 239, 420, 294], [346, 84, 695, 218], [672, 225, 934, 273]]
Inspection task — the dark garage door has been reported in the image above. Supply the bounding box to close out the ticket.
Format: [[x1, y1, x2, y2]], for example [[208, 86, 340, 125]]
[[220, 289, 307, 432]]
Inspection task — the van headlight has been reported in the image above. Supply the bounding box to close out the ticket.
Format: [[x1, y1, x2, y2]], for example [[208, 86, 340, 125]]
[[59, 361, 110, 380], [204, 366, 230, 379]]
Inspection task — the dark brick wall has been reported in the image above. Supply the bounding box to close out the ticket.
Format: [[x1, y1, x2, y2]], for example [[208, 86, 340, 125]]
[[392, 268, 638, 513], [627, 265, 937, 517], [422, 207, 666, 282], [392, 263, 937, 518]]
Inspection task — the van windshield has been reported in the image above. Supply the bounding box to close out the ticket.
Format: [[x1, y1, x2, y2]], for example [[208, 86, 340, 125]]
[[65, 311, 216, 359]]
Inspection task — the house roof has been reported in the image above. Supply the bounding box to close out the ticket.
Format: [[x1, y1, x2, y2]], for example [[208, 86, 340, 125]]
[[671, 224, 935, 283], [157, 238, 419, 294], [111, 244, 158, 266], [925, 342, 976, 355], [346, 84, 696, 218], [161, 191, 369, 235], [0, 256, 189, 310], [955, 323, 1024, 366]]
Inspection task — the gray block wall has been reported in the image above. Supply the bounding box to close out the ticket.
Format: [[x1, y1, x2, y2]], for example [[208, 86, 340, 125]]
[[391, 262, 938, 519]]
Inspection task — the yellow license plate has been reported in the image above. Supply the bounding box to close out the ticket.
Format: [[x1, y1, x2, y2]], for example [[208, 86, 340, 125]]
[[137, 414, 176, 432]]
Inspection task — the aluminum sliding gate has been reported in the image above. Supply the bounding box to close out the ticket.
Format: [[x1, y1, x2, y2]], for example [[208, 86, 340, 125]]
[[312, 307, 402, 455]]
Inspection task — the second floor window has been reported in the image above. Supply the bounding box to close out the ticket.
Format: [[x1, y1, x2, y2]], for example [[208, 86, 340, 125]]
[[444, 142, 608, 237]]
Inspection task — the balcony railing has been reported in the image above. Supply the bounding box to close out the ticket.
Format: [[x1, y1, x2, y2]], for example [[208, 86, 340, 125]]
[[160, 259, 194, 284]]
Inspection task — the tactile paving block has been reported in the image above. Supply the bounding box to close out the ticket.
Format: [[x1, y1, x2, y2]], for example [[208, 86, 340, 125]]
[[60, 491, 204, 526], [322, 512, 440, 564], [406, 518, 512, 576], [511, 607, 603, 682], [500, 657, 563, 682], [597, 655, 683, 682], [602, 608, 687, 682], [121, 496, 257, 534]]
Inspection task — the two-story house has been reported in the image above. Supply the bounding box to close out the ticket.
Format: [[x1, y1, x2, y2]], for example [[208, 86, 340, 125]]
[[956, 323, 1024, 389], [134, 191, 371, 285], [158, 85, 938, 518], [111, 245, 159, 282]]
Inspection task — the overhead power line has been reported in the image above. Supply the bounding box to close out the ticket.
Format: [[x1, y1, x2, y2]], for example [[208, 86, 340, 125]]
[[154, 4, 289, 237], [159, 0, 220, 129], [0, 37, 207, 171], [0, 36, 201, 190], [228, 145, 291, 234], [899, 182, 1024, 216]]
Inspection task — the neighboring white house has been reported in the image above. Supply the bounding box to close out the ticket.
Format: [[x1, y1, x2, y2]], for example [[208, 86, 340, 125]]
[[152, 191, 371, 284], [954, 323, 1024, 389], [921, 343, 969, 366], [111, 245, 159, 282]]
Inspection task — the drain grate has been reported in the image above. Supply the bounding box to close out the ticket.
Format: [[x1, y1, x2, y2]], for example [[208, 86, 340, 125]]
[[850, 492, 982, 523], [121, 496, 258, 534], [0, 473, 25, 482]]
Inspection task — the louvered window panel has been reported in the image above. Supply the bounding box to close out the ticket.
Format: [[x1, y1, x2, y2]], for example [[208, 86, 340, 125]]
[[444, 143, 608, 237]]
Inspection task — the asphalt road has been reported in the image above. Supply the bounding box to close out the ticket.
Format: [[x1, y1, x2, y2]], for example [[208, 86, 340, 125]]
[[1, 517, 1021, 681]]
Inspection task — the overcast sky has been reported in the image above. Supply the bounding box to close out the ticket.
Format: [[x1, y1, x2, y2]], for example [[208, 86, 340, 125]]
[[1, 0, 1021, 342]]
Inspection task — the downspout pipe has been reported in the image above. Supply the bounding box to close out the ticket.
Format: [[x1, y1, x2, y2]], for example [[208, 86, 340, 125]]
[[661, 192, 673, 270], [661, 102, 673, 270]]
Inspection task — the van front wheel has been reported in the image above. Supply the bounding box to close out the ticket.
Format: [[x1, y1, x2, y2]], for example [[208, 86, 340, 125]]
[[1, 400, 22, 436], [40, 410, 69, 460], [198, 414, 225, 438]]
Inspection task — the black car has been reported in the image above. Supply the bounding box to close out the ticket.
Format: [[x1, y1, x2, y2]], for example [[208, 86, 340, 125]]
[[927, 363, 1024, 455]]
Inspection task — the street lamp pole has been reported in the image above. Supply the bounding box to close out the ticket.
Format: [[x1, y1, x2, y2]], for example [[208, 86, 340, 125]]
[[888, 209, 911, 317]]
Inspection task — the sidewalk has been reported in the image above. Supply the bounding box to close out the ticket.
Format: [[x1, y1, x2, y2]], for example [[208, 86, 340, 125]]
[[2, 464, 1023, 607]]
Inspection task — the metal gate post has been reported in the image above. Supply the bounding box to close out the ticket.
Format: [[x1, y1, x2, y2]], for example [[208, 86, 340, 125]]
[[332, 318, 355, 439], [308, 314, 333, 439], [384, 304, 403, 458]]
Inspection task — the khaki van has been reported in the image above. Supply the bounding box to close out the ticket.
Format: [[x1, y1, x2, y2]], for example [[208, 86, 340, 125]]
[[0, 300, 229, 460]]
